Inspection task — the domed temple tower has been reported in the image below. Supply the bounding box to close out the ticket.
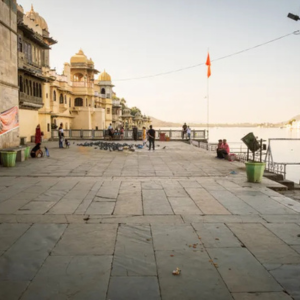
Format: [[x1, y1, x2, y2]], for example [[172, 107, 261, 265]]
[[95, 70, 113, 127]]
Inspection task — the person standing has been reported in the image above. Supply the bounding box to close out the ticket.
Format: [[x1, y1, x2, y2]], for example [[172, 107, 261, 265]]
[[132, 126, 138, 141], [142, 126, 147, 147], [108, 123, 114, 140], [35, 124, 42, 144], [187, 126, 191, 140], [58, 123, 64, 148], [147, 125, 155, 151], [182, 123, 187, 139]]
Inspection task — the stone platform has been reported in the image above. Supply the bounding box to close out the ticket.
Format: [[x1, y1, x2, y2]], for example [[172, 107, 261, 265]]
[[1, 141, 300, 300]]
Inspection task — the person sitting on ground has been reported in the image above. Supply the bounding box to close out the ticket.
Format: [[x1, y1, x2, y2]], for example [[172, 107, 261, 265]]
[[120, 126, 124, 140], [217, 139, 230, 159], [30, 143, 43, 158], [216, 139, 224, 158]]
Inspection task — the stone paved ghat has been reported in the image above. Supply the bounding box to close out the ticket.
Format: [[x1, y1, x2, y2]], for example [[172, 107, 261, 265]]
[[1, 141, 300, 300]]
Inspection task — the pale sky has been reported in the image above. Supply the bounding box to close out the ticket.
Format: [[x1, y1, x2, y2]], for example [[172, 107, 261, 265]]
[[19, 0, 300, 124]]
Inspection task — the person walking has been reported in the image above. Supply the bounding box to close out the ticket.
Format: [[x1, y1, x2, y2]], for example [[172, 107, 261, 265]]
[[147, 125, 155, 151], [58, 123, 64, 148], [132, 126, 138, 141]]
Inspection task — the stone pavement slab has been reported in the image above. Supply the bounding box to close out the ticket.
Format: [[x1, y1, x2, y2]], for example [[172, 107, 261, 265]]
[[0, 223, 30, 251], [267, 264, 300, 300], [0, 224, 66, 281], [20, 256, 112, 300], [112, 224, 156, 276], [192, 223, 242, 248], [52, 224, 117, 255], [152, 224, 201, 251], [232, 292, 293, 300], [142, 189, 173, 215], [107, 277, 160, 300], [227, 223, 300, 264], [206, 248, 282, 293], [264, 223, 300, 245], [0, 281, 29, 300], [156, 250, 233, 300]]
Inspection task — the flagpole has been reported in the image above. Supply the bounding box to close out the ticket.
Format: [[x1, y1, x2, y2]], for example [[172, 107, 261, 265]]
[[207, 77, 209, 142]]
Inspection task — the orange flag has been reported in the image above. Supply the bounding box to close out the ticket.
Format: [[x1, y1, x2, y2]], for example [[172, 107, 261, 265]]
[[206, 53, 211, 78]]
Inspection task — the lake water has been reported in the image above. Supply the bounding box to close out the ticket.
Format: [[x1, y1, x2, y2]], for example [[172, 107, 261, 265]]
[[161, 127, 300, 184]]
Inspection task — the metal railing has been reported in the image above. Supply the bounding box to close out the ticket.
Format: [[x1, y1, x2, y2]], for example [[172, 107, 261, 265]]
[[52, 129, 207, 140], [192, 138, 300, 180]]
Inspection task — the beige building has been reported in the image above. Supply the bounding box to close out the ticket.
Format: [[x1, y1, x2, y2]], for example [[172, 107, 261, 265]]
[[16, 4, 56, 141], [0, 0, 19, 149]]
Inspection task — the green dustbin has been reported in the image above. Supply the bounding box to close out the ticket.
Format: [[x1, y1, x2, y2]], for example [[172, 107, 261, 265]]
[[1, 151, 17, 167], [245, 162, 266, 183], [25, 146, 31, 159]]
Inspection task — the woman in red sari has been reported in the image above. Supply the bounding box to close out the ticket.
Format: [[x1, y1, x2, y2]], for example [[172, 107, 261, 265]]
[[35, 124, 42, 144]]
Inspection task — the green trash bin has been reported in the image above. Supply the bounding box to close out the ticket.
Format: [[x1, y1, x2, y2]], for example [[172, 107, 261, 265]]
[[25, 146, 31, 159], [1, 151, 17, 167], [245, 162, 266, 183]]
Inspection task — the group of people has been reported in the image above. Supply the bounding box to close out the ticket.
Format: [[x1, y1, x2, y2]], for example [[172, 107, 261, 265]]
[[182, 123, 192, 139], [216, 139, 230, 159], [108, 124, 124, 140], [108, 124, 156, 150]]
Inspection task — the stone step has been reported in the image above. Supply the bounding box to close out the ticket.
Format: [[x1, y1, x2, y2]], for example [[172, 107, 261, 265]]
[[277, 179, 295, 190]]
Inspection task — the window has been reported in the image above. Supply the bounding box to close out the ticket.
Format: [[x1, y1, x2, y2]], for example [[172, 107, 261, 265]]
[[107, 108, 110, 114], [53, 90, 56, 101], [47, 123, 50, 132], [69, 98, 71, 107], [65, 95, 67, 104], [60, 94, 64, 104], [29, 81, 32, 95], [19, 76, 23, 92], [75, 98, 83, 107], [101, 88, 105, 94], [33, 82, 36, 96], [18, 36, 22, 52], [46, 93, 48, 98], [106, 93, 110, 99], [86, 99, 88, 106], [39, 84, 42, 97], [25, 79, 28, 95]]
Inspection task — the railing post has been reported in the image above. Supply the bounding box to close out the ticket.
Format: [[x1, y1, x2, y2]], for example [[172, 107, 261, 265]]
[[169, 130, 172, 139], [69, 129, 72, 138], [92, 130, 95, 139]]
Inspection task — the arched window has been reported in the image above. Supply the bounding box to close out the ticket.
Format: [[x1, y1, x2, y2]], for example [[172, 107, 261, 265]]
[[73, 73, 83, 82], [33, 82, 36, 97], [53, 90, 56, 101], [69, 98, 71, 107], [39, 84, 42, 97], [64, 95, 67, 104], [101, 88, 105, 94], [59, 94, 63, 104], [29, 81, 32, 95], [75, 98, 83, 107]]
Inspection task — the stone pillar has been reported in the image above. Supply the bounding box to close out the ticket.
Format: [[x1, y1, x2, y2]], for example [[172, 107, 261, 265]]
[[0, 0, 19, 149]]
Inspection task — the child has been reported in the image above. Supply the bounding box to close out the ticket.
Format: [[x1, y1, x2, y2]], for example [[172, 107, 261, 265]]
[[65, 139, 70, 148]]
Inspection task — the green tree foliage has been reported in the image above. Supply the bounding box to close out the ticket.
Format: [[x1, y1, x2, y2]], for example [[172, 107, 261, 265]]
[[130, 106, 141, 116]]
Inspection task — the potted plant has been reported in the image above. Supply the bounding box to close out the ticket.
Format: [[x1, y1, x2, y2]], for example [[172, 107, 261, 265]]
[[242, 133, 266, 183]]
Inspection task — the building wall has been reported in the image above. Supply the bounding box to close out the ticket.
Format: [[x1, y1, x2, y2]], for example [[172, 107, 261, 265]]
[[19, 109, 38, 141], [0, 0, 19, 149]]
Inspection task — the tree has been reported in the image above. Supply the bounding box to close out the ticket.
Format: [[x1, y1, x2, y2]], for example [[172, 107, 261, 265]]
[[130, 106, 141, 116]]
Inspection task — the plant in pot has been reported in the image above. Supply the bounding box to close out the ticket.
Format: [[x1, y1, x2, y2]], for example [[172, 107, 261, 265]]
[[241, 132, 266, 183]]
